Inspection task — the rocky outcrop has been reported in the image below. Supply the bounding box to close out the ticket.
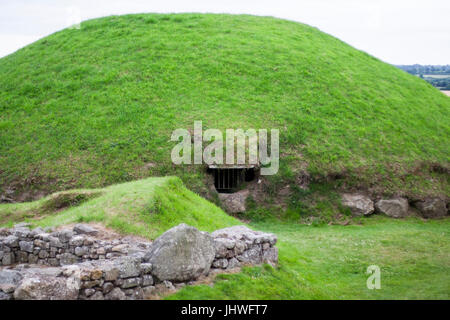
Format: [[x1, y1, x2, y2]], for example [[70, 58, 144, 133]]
[[145, 224, 215, 282], [375, 198, 410, 218], [0, 223, 278, 300], [341, 193, 374, 216], [219, 190, 249, 214], [414, 198, 447, 219]]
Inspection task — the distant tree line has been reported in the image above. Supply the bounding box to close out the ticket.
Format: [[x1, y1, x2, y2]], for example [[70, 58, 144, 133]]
[[396, 64, 450, 90]]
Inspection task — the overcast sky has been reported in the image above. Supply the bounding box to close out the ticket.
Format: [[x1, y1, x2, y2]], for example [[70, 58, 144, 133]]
[[0, 0, 449, 65]]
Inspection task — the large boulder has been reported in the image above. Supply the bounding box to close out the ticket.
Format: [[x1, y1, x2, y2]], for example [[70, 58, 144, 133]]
[[375, 198, 410, 218], [0, 270, 22, 293], [341, 193, 374, 216], [13, 272, 80, 300], [145, 224, 215, 282], [414, 198, 447, 219], [218, 190, 249, 214]]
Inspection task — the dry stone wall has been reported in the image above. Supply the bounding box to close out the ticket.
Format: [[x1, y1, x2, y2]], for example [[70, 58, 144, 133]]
[[0, 223, 151, 267], [0, 223, 278, 300], [211, 226, 278, 270]]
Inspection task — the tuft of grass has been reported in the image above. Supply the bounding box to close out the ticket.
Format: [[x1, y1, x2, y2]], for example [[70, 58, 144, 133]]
[[0, 13, 448, 200]]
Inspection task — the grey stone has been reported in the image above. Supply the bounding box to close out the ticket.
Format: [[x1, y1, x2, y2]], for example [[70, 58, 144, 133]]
[[142, 286, 155, 298], [414, 198, 447, 219], [140, 263, 152, 274], [14, 222, 31, 229], [0, 269, 22, 293], [59, 253, 79, 265], [212, 258, 228, 269], [33, 239, 49, 249], [69, 235, 85, 247], [38, 250, 49, 259], [28, 254, 38, 264], [121, 277, 141, 289], [25, 267, 62, 277], [163, 280, 175, 290], [48, 236, 63, 248], [112, 244, 128, 253], [227, 257, 241, 269], [55, 230, 74, 243], [218, 189, 249, 213], [74, 246, 87, 257], [102, 282, 114, 294], [116, 256, 141, 279], [0, 228, 11, 236], [48, 258, 59, 266], [30, 227, 45, 238], [375, 198, 410, 218], [142, 275, 154, 286], [13, 274, 79, 300], [82, 280, 101, 289], [3, 235, 19, 247], [89, 291, 104, 300], [214, 238, 232, 258], [2, 252, 14, 265], [145, 224, 215, 282], [212, 226, 277, 246], [105, 287, 126, 300], [73, 224, 98, 236], [237, 245, 262, 264], [125, 287, 143, 300], [0, 291, 11, 300], [341, 193, 374, 216], [262, 247, 278, 266], [234, 241, 246, 255], [103, 266, 120, 281], [84, 288, 95, 297], [13, 227, 30, 238], [16, 251, 28, 263]]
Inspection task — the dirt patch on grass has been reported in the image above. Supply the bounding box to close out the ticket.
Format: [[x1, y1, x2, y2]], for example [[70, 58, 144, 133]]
[[54, 222, 151, 243], [41, 191, 101, 212]]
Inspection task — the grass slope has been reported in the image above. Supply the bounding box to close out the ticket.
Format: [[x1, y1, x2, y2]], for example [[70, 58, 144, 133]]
[[0, 13, 449, 199], [0, 176, 239, 238]]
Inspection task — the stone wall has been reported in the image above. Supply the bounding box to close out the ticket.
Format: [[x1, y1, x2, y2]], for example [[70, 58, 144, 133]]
[[0, 223, 278, 300], [0, 223, 151, 267], [211, 226, 278, 270]]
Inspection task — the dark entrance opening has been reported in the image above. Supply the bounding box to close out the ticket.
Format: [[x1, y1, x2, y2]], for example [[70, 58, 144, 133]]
[[208, 166, 257, 193]]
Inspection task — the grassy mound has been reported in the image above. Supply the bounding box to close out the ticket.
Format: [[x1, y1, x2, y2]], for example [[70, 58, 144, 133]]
[[0, 176, 239, 239], [0, 13, 448, 201]]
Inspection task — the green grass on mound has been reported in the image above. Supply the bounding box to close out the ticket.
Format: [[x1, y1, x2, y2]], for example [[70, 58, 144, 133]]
[[0, 13, 449, 199], [0, 176, 239, 238]]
